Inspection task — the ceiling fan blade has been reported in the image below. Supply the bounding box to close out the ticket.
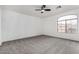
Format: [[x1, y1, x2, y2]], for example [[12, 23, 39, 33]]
[[44, 9, 51, 11], [35, 9, 41, 11]]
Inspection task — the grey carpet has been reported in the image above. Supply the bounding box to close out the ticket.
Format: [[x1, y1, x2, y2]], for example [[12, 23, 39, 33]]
[[0, 35, 79, 54]]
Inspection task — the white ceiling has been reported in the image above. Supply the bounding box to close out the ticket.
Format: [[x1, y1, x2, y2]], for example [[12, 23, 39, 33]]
[[1, 5, 79, 18]]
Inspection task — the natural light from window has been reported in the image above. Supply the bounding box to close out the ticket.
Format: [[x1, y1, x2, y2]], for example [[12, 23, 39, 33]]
[[57, 15, 77, 33]]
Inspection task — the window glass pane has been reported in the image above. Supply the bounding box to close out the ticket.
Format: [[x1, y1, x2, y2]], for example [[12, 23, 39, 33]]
[[66, 20, 72, 33], [66, 19, 77, 33], [57, 15, 77, 33], [72, 19, 77, 25], [61, 29, 65, 32], [58, 21, 65, 32], [71, 20, 77, 33], [58, 29, 62, 32]]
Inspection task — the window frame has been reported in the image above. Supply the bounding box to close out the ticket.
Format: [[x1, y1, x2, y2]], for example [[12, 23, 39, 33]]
[[57, 15, 78, 33]]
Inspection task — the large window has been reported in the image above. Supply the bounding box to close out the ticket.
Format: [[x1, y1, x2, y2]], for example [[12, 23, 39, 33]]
[[57, 15, 78, 33]]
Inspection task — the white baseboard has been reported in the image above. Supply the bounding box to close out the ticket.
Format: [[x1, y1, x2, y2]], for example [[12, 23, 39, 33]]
[[44, 34, 79, 41], [2, 34, 42, 43]]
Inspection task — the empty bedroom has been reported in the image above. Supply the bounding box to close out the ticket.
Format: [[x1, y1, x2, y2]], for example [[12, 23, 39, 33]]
[[0, 5, 79, 54]]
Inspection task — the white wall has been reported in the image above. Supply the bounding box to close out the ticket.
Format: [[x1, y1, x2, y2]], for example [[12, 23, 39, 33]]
[[1, 8, 79, 43], [44, 9, 79, 41], [2, 9, 42, 42], [0, 8, 2, 44]]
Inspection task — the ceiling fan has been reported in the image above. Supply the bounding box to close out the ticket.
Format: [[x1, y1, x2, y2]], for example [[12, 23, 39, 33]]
[[35, 5, 51, 13], [35, 5, 61, 13]]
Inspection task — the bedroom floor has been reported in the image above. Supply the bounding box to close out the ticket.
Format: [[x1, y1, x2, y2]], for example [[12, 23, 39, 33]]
[[0, 35, 79, 54]]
